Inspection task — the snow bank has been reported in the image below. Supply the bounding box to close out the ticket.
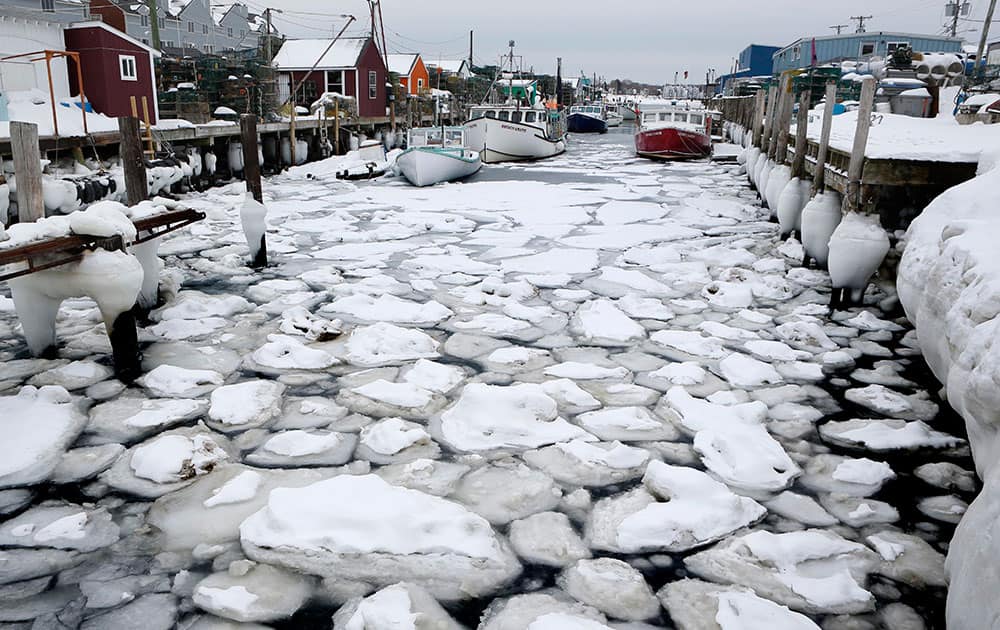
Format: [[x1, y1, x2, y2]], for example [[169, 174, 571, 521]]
[[897, 149, 1000, 628]]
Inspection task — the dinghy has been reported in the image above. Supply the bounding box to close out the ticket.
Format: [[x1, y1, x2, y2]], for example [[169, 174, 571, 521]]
[[395, 127, 482, 187]]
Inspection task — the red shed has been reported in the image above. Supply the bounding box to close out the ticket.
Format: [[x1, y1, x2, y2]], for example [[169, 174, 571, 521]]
[[63, 21, 161, 124], [273, 37, 389, 119]]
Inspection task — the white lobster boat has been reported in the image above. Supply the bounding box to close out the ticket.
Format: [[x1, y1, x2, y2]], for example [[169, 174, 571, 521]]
[[395, 127, 482, 187], [464, 103, 566, 163]]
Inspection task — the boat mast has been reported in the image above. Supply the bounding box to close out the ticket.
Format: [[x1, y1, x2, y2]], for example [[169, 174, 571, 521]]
[[508, 40, 518, 111]]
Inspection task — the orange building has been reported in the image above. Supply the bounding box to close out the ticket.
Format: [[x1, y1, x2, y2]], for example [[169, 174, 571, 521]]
[[387, 53, 430, 95]]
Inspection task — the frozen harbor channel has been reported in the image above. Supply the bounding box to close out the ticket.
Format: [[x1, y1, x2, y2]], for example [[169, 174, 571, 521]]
[[0, 129, 977, 629]]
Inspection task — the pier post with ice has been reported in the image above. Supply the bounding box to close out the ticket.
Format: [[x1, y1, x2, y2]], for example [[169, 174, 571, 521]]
[[240, 114, 268, 269], [118, 116, 148, 206], [10, 122, 44, 223], [828, 77, 890, 309]]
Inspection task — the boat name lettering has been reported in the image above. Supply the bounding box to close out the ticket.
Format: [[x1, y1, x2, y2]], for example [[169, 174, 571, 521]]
[[500, 124, 527, 133]]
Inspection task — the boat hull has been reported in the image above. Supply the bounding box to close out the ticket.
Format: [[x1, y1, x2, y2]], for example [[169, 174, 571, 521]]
[[396, 147, 482, 187], [634, 126, 711, 160], [567, 113, 608, 134], [605, 112, 623, 127], [465, 119, 566, 163]]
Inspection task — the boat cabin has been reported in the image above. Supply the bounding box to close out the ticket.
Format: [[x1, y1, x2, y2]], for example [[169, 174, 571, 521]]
[[570, 104, 604, 118], [469, 106, 548, 128], [409, 126, 466, 148], [638, 103, 709, 132]]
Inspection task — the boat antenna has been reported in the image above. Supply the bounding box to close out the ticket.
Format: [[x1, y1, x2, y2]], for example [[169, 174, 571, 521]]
[[509, 40, 518, 110]]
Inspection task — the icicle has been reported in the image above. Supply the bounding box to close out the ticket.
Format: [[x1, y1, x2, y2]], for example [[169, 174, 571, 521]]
[[132, 239, 163, 310], [241, 193, 268, 269], [828, 213, 891, 308]]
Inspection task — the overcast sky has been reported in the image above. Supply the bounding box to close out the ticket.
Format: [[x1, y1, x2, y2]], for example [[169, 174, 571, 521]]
[[252, 0, 994, 84]]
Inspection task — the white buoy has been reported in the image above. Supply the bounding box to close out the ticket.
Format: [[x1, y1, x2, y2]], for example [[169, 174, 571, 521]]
[[800, 191, 843, 268], [280, 137, 292, 166], [228, 142, 245, 174], [204, 152, 218, 176], [295, 140, 309, 165], [758, 159, 775, 201], [828, 213, 891, 306]]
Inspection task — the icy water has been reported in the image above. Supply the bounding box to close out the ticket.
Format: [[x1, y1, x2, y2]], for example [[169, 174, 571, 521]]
[[0, 127, 979, 629]]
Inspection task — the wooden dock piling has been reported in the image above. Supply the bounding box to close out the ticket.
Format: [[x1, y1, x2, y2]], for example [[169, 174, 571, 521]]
[[812, 83, 837, 195], [118, 117, 148, 206], [843, 77, 877, 214], [791, 90, 811, 179], [752, 90, 766, 148], [10, 122, 44, 223], [774, 76, 795, 165], [240, 114, 268, 269]]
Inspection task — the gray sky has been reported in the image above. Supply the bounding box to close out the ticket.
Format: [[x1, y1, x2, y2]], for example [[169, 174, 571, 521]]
[[253, 0, 993, 84]]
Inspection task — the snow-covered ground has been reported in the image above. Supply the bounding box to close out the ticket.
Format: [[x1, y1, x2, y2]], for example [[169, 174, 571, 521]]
[[0, 128, 975, 628]]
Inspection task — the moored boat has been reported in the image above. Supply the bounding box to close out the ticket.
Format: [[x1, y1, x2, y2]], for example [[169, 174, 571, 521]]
[[395, 127, 482, 187], [604, 103, 624, 127], [634, 101, 712, 160], [567, 105, 608, 134], [462, 42, 567, 164]]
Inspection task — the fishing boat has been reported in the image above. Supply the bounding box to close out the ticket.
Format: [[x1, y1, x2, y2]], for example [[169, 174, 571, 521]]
[[634, 101, 712, 160], [463, 42, 567, 163], [336, 140, 390, 180], [604, 103, 624, 128], [395, 126, 482, 187], [567, 104, 608, 133]]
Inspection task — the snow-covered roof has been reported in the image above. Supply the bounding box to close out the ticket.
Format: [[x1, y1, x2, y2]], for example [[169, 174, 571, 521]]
[[166, 0, 193, 18], [272, 38, 369, 71], [386, 53, 418, 76]]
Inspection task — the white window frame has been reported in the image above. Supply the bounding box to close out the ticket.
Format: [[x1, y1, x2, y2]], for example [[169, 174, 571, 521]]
[[859, 41, 876, 57], [187, 21, 194, 33], [368, 70, 377, 99], [886, 41, 910, 53], [203, 24, 208, 34], [119, 55, 138, 82], [227, 27, 233, 37]]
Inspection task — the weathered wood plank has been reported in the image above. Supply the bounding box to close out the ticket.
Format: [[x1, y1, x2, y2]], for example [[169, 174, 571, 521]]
[[11, 122, 44, 223], [118, 116, 147, 206]]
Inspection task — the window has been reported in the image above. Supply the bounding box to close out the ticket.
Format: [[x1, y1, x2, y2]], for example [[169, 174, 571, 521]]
[[485, 110, 496, 118], [141, 14, 148, 26], [119, 55, 138, 81], [792, 46, 801, 61], [860, 41, 876, 56], [525, 111, 536, 123], [240, 30, 245, 38], [368, 70, 377, 99], [417, 78, 424, 90], [164, 40, 173, 48], [887, 41, 909, 53], [159, 17, 165, 28], [675, 113, 688, 123], [326, 70, 343, 95], [511, 111, 522, 123], [142, 38, 149, 44], [227, 27, 233, 37], [188, 21, 194, 33], [689, 114, 703, 125], [41, 0, 54, 11], [203, 24, 208, 34], [498, 110, 510, 121]]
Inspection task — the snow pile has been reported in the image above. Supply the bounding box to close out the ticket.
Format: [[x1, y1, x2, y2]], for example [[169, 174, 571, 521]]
[[898, 149, 1000, 628], [239, 474, 521, 600]]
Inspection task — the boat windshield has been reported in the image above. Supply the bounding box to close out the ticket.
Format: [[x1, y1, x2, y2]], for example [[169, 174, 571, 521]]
[[409, 127, 466, 148]]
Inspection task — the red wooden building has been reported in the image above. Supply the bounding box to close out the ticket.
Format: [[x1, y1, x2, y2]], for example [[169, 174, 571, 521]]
[[387, 53, 430, 96], [63, 21, 161, 123], [272, 37, 389, 119]]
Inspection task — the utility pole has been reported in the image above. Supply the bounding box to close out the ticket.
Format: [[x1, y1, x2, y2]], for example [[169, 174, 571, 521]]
[[146, 0, 161, 50], [829, 24, 848, 35], [946, 1, 970, 38], [264, 8, 278, 63], [850, 15, 872, 33], [556, 57, 562, 106], [469, 30, 474, 71], [976, 0, 998, 79]]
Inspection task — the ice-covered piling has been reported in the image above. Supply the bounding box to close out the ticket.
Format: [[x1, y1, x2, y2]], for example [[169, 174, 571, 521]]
[[827, 213, 891, 309], [241, 193, 268, 269], [800, 191, 843, 268], [9, 248, 143, 376]]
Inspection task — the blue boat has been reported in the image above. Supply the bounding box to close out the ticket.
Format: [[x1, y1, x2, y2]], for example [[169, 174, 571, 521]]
[[567, 105, 608, 134]]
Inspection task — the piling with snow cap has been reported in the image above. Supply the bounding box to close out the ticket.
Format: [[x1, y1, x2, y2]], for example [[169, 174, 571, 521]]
[[240, 114, 268, 269]]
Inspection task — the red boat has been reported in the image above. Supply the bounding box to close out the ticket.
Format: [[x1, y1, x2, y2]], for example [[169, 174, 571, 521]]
[[634, 102, 712, 160]]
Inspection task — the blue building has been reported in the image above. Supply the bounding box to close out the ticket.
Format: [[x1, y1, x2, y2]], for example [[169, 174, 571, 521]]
[[716, 44, 780, 95], [772, 32, 962, 74]]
